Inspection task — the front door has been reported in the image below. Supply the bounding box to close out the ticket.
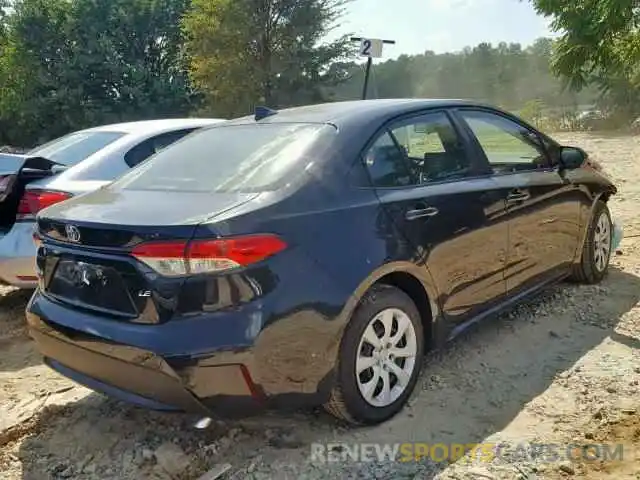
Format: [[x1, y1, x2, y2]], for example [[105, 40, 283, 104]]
[[363, 110, 509, 330], [455, 108, 582, 295]]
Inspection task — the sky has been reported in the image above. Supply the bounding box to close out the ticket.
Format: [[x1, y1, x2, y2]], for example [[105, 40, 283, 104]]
[[333, 0, 557, 58]]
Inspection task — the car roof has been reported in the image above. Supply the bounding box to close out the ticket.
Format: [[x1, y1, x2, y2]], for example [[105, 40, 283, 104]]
[[81, 118, 226, 134], [226, 99, 492, 127]]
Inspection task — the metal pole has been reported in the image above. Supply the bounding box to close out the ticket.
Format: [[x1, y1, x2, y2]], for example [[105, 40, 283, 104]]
[[350, 37, 396, 101], [362, 57, 373, 100]]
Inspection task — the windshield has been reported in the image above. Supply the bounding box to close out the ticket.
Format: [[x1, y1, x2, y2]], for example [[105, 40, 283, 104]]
[[113, 123, 330, 193], [28, 131, 126, 166]]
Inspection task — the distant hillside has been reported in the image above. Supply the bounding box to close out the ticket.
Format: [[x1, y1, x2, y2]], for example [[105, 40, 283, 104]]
[[325, 38, 598, 114]]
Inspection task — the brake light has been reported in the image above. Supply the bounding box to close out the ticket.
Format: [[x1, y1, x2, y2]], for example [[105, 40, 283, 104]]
[[17, 190, 72, 220], [131, 234, 287, 276]]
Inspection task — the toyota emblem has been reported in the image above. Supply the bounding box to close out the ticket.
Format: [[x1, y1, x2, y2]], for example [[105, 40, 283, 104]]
[[65, 224, 81, 243]]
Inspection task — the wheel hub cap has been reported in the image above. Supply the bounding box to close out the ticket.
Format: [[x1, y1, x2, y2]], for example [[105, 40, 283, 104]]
[[355, 308, 418, 408], [593, 212, 611, 273]]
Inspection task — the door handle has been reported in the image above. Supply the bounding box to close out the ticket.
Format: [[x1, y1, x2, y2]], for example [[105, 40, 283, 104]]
[[506, 190, 530, 203], [405, 206, 439, 221]]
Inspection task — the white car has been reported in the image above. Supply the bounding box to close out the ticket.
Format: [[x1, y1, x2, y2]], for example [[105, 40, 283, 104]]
[[0, 118, 225, 288]]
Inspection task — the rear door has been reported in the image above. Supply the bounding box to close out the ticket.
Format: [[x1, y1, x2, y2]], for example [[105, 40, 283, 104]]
[[363, 110, 510, 328], [454, 108, 582, 295]]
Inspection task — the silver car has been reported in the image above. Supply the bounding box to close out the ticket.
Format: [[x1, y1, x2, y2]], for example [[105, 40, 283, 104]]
[[0, 118, 225, 288]]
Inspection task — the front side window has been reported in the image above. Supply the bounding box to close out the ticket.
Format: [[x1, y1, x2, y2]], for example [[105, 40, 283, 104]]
[[28, 131, 126, 166], [459, 110, 549, 173], [363, 111, 471, 187], [114, 123, 330, 193]]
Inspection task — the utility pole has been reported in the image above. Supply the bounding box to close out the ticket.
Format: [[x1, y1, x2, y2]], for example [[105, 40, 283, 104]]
[[350, 37, 396, 100]]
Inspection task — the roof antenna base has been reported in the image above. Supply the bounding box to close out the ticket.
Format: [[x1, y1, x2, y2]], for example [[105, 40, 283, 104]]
[[254, 106, 278, 121]]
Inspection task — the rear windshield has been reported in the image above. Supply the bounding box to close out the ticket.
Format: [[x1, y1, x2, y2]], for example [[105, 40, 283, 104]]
[[113, 123, 330, 193], [28, 131, 125, 166]]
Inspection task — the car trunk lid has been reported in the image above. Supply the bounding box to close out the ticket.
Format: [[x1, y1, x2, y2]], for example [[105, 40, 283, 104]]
[[36, 187, 259, 321], [38, 186, 257, 229]]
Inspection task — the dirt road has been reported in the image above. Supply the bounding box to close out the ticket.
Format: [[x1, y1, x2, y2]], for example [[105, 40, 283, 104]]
[[1, 132, 639, 479]]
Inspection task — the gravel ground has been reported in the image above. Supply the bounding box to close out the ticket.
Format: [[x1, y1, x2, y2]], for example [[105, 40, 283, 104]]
[[1, 131, 639, 479]]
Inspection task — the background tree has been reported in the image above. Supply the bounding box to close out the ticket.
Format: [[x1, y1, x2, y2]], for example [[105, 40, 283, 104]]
[[0, 0, 7, 41], [518, 98, 546, 128], [183, 0, 353, 117], [531, 0, 640, 120], [0, 0, 195, 147], [0, 0, 615, 147], [0, 0, 13, 144]]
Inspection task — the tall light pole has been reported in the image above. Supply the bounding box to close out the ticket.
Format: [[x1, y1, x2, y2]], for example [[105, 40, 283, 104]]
[[350, 37, 396, 100]]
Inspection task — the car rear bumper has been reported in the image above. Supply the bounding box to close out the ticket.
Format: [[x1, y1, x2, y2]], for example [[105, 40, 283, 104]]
[[26, 290, 339, 415], [0, 222, 38, 288], [27, 312, 266, 415]]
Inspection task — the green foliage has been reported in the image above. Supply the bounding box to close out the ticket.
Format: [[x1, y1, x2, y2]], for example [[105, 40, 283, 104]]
[[0, 0, 6, 42], [532, 0, 638, 86], [531, 0, 640, 119], [183, 0, 353, 118], [0, 0, 195, 146], [518, 99, 546, 128]]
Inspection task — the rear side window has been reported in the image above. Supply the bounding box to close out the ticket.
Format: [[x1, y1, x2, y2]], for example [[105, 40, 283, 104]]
[[28, 131, 125, 166], [114, 123, 329, 193], [364, 132, 416, 187], [124, 128, 198, 168]]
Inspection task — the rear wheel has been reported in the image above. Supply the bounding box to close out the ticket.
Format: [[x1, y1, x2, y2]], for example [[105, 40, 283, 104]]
[[324, 285, 424, 425], [571, 201, 612, 284]]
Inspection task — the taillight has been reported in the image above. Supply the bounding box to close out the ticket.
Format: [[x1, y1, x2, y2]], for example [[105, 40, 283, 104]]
[[131, 234, 287, 276], [17, 190, 72, 220]]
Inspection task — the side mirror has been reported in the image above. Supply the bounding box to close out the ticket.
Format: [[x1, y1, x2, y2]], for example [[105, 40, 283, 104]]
[[559, 146, 587, 170]]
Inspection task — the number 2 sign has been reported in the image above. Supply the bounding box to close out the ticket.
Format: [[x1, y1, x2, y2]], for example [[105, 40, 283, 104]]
[[359, 38, 383, 58]]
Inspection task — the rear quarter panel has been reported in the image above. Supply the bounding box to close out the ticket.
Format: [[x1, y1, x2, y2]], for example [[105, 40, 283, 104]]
[[205, 122, 440, 328], [199, 136, 440, 393]]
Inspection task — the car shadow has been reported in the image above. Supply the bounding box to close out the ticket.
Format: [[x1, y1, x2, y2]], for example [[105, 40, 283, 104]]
[[0, 287, 34, 307], [13, 267, 640, 479]]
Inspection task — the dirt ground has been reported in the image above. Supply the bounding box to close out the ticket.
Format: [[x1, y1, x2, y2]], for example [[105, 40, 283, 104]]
[[1, 131, 639, 479]]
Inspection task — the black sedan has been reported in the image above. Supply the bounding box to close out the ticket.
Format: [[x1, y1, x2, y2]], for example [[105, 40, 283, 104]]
[[27, 99, 618, 425]]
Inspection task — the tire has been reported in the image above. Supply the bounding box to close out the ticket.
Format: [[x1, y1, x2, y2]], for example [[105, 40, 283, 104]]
[[324, 284, 424, 425], [570, 201, 612, 284]]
